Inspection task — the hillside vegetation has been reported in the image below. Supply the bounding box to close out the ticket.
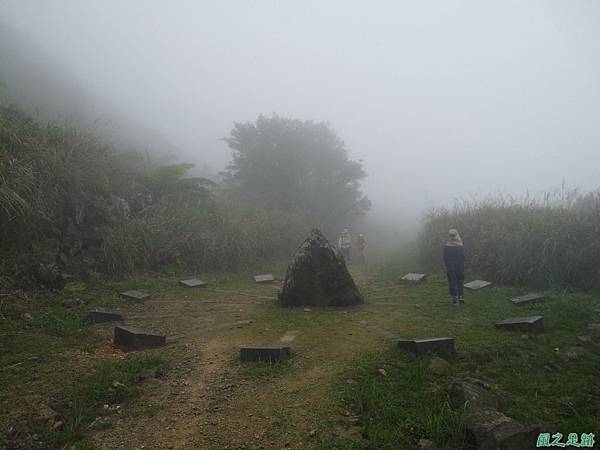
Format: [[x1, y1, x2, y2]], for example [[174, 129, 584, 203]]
[[418, 193, 600, 290], [0, 105, 368, 284]]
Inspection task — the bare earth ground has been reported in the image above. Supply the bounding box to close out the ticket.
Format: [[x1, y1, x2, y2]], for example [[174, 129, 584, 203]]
[[89, 270, 384, 450], [4, 268, 599, 450]]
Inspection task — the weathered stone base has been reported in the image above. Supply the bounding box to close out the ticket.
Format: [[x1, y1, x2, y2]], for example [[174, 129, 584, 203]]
[[114, 325, 166, 351], [495, 316, 544, 333], [85, 308, 123, 323], [464, 280, 493, 290], [400, 273, 427, 283], [510, 293, 544, 306], [179, 279, 207, 288], [466, 409, 541, 450], [398, 337, 455, 357], [119, 290, 151, 301], [254, 274, 275, 283], [449, 379, 540, 450], [240, 346, 290, 362]]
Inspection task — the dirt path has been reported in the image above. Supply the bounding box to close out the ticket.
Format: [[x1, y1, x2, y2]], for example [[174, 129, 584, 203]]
[[90, 275, 393, 450]]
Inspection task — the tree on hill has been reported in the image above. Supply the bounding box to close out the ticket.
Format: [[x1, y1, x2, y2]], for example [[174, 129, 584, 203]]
[[222, 115, 370, 227]]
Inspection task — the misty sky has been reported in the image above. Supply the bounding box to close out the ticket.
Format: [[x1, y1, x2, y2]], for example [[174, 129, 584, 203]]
[[2, 0, 600, 222]]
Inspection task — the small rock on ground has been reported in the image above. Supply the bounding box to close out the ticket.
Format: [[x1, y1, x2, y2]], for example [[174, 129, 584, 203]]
[[429, 357, 451, 375], [557, 346, 586, 360], [418, 438, 434, 449], [576, 335, 592, 346]]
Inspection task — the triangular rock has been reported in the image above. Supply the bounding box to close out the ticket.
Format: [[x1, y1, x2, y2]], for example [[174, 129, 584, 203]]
[[278, 229, 363, 307]]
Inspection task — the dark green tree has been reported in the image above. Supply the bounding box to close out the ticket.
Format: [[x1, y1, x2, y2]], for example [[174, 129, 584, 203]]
[[223, 115, 370, 225]]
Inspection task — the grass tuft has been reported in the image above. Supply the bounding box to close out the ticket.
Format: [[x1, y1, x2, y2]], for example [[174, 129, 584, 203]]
[[22, 355, 164, 449]]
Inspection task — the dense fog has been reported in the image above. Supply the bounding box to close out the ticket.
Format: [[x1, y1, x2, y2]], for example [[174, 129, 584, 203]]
[[2, 0, 600, 228]]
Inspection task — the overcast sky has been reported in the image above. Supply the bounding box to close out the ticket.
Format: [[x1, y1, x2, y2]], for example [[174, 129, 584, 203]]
[[1, 0, 599, 223]]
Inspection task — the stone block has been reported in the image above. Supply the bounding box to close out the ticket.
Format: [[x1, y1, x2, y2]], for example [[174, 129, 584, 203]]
[[495, 316, 544, 333], [448, 378, 540, 449], [85, 308, 123, 323], [119, 290, 151, 301], [254, 274, 275, 283], [510, 293, 544, 306], [467, 409, 540, 450], [240, 346, 290, 362], [449, 378, 499, 411], [464, 280, 493, 290], [114, 325, 166, 351], [400, 273, 426, 282], [398, 337, 455, 356], [179, 278, 206, 288]]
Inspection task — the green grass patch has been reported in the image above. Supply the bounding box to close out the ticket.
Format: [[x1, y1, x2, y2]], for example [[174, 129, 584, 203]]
[[321, 271, 600, 449], [70, 439, 97, 450], [318, 349, 467, 450], [27, 354, 164, 449]]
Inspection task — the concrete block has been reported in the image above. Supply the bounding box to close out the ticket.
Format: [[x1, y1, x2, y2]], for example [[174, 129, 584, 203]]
[[495, 316, 544, 333], [240, 346, 290, 362], [510, 293, 544, 306], [401, 273, 426, 283], [179, 278, 207, 288], [254, 274, 275, 283], [464, 280, 493, 290], [398, 337, 455, 356], [114, 325, 166, 350], [119, 290, 151, 301], [85, 308, 123, 323]]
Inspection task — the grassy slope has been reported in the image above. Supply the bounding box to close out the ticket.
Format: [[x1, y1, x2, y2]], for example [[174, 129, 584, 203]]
[[318, 271, 600, 449]]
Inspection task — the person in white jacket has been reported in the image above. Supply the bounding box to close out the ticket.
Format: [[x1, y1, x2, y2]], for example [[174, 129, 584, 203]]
[[338, 229, 351, 262]]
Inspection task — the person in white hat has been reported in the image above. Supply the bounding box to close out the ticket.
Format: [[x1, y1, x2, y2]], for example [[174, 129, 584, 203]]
[[444, 229, 465, 305], [338, 229, 351, 262]]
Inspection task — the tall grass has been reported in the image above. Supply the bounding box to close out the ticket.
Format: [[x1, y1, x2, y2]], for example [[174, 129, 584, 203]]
[[101, 192, 311, 275], [418, 190, 600, 289], [0, 102, 314, 279], [0, 104, 135, 269]]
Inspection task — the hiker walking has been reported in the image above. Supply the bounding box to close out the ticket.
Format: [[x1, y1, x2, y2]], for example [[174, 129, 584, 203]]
[[444, 229, 465, 305], [338, 229, 351, 262], [355, 233, 366, 263]]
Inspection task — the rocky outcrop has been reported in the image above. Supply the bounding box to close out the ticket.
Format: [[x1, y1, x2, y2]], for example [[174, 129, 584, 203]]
[[17, 262, 66, 291], [278, 229, 363, 307], [449, 378, 540, 450]]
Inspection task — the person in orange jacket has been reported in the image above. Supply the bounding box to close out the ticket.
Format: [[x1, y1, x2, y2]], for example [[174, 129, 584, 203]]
[[355, 233, 366, 263]]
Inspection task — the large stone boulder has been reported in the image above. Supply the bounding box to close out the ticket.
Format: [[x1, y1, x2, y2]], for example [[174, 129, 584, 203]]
[[449, 378, 499, 411], [278, 229, 363, 307], [448, 378, 540, 450], [463, 409, 540, 450], [16, 262, 66, 291]]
